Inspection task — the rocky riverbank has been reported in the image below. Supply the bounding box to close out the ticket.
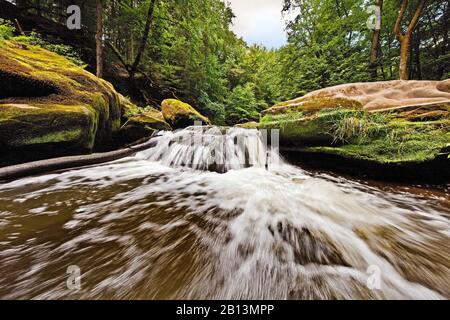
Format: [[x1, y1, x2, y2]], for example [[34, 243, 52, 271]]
[[0, 40, 204, 165], [257, 80, 450, 182]]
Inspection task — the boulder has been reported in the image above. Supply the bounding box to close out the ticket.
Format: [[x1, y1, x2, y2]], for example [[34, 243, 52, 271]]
[[259, 80, 450, 180], [117, 106, 171, 145], [0, 40, 133, 165], [161, 99, 210, 129], [264, 80, 450, 114]]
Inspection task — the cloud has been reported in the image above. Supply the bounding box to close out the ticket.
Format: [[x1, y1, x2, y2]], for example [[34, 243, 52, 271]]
[[226, 0, 291, 49]]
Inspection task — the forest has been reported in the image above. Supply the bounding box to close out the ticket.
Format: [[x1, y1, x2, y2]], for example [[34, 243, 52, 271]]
[[1, 0, 448, 125]]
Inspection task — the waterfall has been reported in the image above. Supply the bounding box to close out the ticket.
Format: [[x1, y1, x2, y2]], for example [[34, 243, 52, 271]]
[[137, 126, 280, 173]]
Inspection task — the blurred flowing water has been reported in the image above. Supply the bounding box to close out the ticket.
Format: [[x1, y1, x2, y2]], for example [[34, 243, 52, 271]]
[[0, 128, 448, 299]]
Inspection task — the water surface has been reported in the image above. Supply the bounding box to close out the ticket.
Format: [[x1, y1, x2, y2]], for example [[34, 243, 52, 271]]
[[0, 129, 448, 299]]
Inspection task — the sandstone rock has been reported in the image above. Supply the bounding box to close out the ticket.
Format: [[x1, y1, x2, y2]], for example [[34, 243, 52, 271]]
[[260, 80, 450, 171], [264, 80, 450, 115]]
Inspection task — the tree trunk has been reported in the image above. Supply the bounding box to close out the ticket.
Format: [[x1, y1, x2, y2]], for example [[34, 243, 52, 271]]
[[370, 0, 383, 80], [438, 2, 449, 79], [399, 36, 410, 80], [96, 0, 104, 78], [129, 0, 158, 79], [414, 33, 422, 80], [394, 0, 427, 80], [0, 138, 157, 181]]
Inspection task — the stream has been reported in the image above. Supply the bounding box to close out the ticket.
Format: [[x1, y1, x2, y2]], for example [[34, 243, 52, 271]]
[[0, 127, 448, 299]]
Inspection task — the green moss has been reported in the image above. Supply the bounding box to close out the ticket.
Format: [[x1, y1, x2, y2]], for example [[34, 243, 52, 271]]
[[13, 32, 86, 67], [305, 133, 449, 164], [30, 70, 83, 89], [161, 99, 210, 129], [120, 96, 142, 118], [260, 108, 364, 145], [127, 112, 171, 131], [116, 107, 171, 146], [260, 111, 305, 125], [235, 121, 259, 129], [259, 104, 450, 164], [300, 119, 449, 164], [17, 128, 83, 145], [0, 103, 97, 150], [0, 40, 136, 162], [264, 96, 363, 116]]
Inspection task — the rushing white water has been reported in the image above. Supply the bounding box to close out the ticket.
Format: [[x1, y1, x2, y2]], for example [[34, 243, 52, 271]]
[[140, 126, 279, 172], [0, 127, 448, 299]]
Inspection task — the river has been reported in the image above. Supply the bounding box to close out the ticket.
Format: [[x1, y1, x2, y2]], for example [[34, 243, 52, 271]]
[[0, 128, 448, 299]]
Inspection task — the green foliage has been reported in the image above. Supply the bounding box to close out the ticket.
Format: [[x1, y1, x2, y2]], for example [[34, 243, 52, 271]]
[[281, 0, 449, 86], [199, 91, 226, 125], [0, 19, 14, 40], [98, 0, 281, 125], [225, 83, 266, 125], [277, 0, 373, 98]]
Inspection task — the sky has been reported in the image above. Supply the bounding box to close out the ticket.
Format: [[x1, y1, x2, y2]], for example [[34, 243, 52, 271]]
[[226, 0, 295, 49]]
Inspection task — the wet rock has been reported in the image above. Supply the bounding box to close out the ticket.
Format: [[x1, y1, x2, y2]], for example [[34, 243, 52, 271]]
[[275, 221, 349, 267], [117, 106, 171, 146]]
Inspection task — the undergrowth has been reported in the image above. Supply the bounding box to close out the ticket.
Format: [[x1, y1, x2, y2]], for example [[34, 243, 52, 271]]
[[320, 108, 394, 144]]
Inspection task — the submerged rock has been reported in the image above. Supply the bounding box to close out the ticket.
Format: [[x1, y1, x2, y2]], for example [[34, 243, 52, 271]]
[[259, 80, 450, 181], [0, 40, 135, 164], [161, 99, 210, 129]]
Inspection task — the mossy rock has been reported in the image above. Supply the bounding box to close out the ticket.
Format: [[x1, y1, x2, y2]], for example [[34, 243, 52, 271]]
[[0, 40, 134, 164], [263, 96, 362, 116], [117, 108, 171, 146], [259, 81, 450, 169], [161, 99, 210, 129], [235, 121, 259, 129]]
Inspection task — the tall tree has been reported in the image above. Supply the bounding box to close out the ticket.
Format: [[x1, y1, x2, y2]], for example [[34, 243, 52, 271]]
[[370, 0, 383, 80], [106, 0, 158, 80], [129, 0, 158, 79], [394, 0, 427, 80], [96, 0, 103, 78]]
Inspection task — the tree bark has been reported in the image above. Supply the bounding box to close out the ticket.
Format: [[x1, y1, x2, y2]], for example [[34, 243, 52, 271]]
[[0, 138, 157, 181], [129, 0, 158, 79], [96, 0, 104, 78], [399, 36, 410, 80], [394, 0, 427, 80], [370, 0, 383, 80], [413, 32, 422, 79]]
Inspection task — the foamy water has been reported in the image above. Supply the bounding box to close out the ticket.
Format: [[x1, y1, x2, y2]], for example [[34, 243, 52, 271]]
[[0, 128, 448, 299]]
